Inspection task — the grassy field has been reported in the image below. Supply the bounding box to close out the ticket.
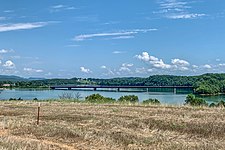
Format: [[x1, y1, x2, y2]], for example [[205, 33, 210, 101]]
[[1, 101, 225, 150]]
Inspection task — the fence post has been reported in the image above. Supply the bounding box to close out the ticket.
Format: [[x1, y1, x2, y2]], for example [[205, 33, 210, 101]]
[[37, 103, 40, 125]]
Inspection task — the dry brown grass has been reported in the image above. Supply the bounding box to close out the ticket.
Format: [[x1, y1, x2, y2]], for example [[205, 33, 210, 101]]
[[1, 101, 225, 150]]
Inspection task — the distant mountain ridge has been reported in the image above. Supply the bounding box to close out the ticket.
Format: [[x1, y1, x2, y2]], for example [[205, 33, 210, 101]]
[[0, 75, 27, 81], [0, 75, 47, 81], [28, 77, 46, 81]]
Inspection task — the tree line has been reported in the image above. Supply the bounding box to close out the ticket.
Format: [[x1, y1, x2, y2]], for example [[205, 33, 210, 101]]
[[1, 73, 225, 95]]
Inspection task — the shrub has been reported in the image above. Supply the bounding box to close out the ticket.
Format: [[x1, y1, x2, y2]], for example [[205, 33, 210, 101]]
[[74, 92, 82, 100], [185, 94, 208, 106], [118, 95, 139, 103], [142, 98, 160, 105], [59, 92, 74, 100], [8, 97, 23, 101], [103, 97, 117, 103], [18, 97, 23, 101], [217, 100, 225, 107], [58, 92, 82, 102], [9, 98, 17, 101], [209, 100, 225, 108], [209, 103, 216, 107], [85, 94, 116, 103]]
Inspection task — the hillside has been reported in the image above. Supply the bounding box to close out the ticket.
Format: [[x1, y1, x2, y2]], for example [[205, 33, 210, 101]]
[[0, 101, 225, 149], [1, 73, 225, 95], [0, 75, 27, 82]]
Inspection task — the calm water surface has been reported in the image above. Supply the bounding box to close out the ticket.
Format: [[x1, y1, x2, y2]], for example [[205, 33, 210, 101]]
[[0, 89, 224, 105]]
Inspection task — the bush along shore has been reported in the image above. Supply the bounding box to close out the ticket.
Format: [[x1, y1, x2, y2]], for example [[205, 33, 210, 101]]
[[5, 92, 225, 108], [7, 93, 161, 105]]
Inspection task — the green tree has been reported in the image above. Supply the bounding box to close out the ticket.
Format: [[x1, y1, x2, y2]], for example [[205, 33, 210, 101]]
[[142, 98, 160, 105], [118, 95, 139, 103], [185, 94, 208, 106], [85, 94, 116, 103], [217, 100, 225, 107]]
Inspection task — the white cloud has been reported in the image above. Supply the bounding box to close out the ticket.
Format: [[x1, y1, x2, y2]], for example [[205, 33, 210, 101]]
[[192, 65, 198, 68], [0, 49, 14, 54], [219, 64, 225, 67], [119, 67, 131, 72], [119, 63, 134, 72], [66, 7, 76, 10], [171, 59, 189, 66], [159, 1, 189, 9], [51, 5, 64, 9], [133, 54, 225, 74], [0, 49, 8, 54], [167, 13, 205, 19], [112, 36, 134, 39], [112, 51, 126, 54], [136, 52, 171, 69], [123, 63, 133, 67], [136, 52, 159, 62], [3, 60, 15, 69], [24, 68, 43, 73], [135, 67, 145, 74], [203, 64, 212, 69], [102, 21, 120, 25], [50, 4, 76, 12], [0, 22, 48, 32], [100, 65, 107, 69], [73, 28, 157, 41], [156, 0, 206, 19], [80, 67, 92, 73], [135, 67, 153, 74], [179, 66, 189, 71], [152, 59, 171, 69], [147, 68, 153, 72], [74, 32, 134, 41], [3, 10, 14, 13], [101, 66, 115, 76], [65, 44, 80, 47], [136, 52, 192, 71]]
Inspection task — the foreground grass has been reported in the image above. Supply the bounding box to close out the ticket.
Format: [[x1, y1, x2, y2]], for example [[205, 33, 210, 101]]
[[1, 101, 225, 149]]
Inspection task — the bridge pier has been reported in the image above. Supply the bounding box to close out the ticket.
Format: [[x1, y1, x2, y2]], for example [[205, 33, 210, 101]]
[[93, 87, 97, 91], [68, 87, 72, 90], [174, 88, 176, 94], [193, 88, 196, 93], [117, 88, 120, 92], [146, 88, 149, 93]]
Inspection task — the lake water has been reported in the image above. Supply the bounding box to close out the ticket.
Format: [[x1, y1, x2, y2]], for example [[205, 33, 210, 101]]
[[0, 89, 224, 105]]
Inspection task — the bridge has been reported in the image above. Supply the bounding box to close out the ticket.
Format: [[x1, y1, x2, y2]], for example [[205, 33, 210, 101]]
[[50, 85, 193, 94]]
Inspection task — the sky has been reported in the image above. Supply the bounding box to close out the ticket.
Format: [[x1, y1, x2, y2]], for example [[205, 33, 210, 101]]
[[0, 0, 225, 78]]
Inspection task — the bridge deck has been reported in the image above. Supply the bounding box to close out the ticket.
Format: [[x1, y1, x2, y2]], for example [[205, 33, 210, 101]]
[[50, 85, 193, 89]]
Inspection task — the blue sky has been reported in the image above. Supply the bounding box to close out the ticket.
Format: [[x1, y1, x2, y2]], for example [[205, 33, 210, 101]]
[[0, 0, 225, 78]]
